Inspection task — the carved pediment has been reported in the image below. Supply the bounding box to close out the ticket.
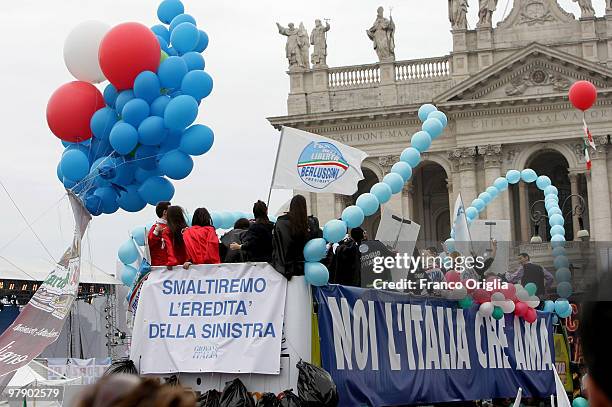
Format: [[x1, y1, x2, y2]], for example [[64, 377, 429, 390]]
[[435, 43, 612, 103], [497, 0, 575, 29]]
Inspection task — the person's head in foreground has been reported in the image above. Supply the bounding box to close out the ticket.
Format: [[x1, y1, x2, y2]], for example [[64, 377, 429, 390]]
[[580, 300, 612, 407], [350, 227, 365, 244], [155, 201, 171, 220], [191, 207, 212, 227], [518, 252, 530, 265]]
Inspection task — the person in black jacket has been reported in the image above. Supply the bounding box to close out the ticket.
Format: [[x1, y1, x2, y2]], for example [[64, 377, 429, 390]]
[[220, 218, 250, 262], [230, 201, 274, 262], [329, 227, 365, 287], [272, 194, 322, 279]]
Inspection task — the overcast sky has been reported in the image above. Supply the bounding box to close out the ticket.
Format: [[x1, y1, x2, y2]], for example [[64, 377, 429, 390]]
[[0, 0, 601, 279]]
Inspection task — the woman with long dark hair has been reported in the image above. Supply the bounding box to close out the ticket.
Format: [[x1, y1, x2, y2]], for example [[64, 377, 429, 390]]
[[182, 207, 221, 267], [272, 194, 322, 279], [164, 205, 188, 267], [230, 200, 274, 262]]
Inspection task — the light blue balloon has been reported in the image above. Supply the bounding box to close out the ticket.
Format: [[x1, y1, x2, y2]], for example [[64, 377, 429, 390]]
[[84, 194, 103, 216], [157, 0, 184, 24], [543, 300, 555, 313], [151, 24, 170, 42], [383, 173, 404, 194], [182, 52, 205, 71], [472, 198, 485, 212], [138, 176, 175, 205], [411, 130, 432, 152], [445, 238, 455, 251], [427, 110, 447, 127], [494, 177, 509, 191], [342, 205, 365, 228], [544, 185, 558, 196], [118, 239, 139, 264], [572, 397, 589, 407], [210, 211, 222, 228], [164, 95, 199, 130], [370, 182, 392, 204], [157, 35, 170, 53], [557, 281, 573, 298], [115, 90, 134, 114], [550, 224, 565, 237], [551, 234, 566, 248], [304, 262, 329, 286], [180, 124, 214, 155], [169, 13, 196, 32], [356, 193, 380, 216], [400, 147, 421, 167], [506, 169, 521, 184], [117, 185, 147, 213], [418, 104, 437, 122], [109, 122, 139, 155], [545, 194, 559, 203], [536, 175, 551, 191], [122, 98, 150, 127], [131, 226, 147, 246], [181, 70, 213, 100], [555, 299, 571, 317], [422, 118, 444, 139], [60, 149, 90, 181], [157, 56, 188, 89], [486, 186, 499, 198], [90, 107, 118, 140], [556, 267, 571, 282], [150, 96, 171, 118], [478, 192, 492, 205], [323, 219, 347, 243], [195, 30, 209, 53], [171, 22, 199, 54], [120, 264, 138, 286], [521, 168, 537, 183], [548, 208, 562, 218], [218, 211, 234, 229], [159, 149, 193, 180], [552, 246, 566, 257], [103, 83, 118, 108], [545, 200, 558, 212], [554, 254, 569, 268], [304, 238, 328, 262], [134, 71, 161, 104], [465, 206, 478, 220], [138, 116, 166, 146], [391, 161, 412, 182], [549, 214, 564, 227]]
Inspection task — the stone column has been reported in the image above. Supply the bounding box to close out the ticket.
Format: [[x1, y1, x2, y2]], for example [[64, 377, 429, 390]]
[[589, 137, 612, 241], [448, 147, 478, 205], [403, 182, 414, 219], [334, 194, 347, 220], [287, 70, 308, 115], [315, 193, 337, 225], [518, 182, 530, 242], [310, 67, 331, 113], [479, 144, 506, 220], [568, 172, 581, 240], [580, 17, 598, 62]]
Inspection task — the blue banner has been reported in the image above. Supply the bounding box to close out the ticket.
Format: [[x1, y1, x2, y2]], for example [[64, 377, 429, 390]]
[[314, 285, 555, 407]]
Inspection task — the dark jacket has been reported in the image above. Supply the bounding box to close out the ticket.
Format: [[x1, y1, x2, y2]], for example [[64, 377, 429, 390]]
[[272, 215, 322, 279], [329, 238, 362, 287], [220, 228, 248, 263], [241, 221, 274, 262]]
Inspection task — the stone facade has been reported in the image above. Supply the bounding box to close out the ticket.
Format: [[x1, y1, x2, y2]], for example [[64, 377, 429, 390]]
[[268, 0, 612, 242]]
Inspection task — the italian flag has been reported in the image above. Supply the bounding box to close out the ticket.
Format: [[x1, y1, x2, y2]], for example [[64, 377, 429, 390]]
[[582, 115, 595, 170]]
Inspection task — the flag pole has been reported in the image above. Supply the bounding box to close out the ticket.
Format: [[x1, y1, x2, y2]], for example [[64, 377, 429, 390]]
[[267, 126, 285, 207]]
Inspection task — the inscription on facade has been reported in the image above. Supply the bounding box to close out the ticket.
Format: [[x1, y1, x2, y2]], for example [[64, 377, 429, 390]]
[[461, 108, 612, 132], [330, 127, 412, 145]]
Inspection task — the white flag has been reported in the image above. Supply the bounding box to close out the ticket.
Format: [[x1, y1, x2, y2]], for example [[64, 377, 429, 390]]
[[271, 126, 368, 195], [553, 365, 571, 407], [451, 193, 472, 255]]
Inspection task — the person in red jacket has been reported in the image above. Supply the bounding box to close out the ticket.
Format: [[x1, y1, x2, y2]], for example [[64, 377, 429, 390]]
[[147, 201, 171, 266], [164, 205, 189, 267], [183, 208, 221, 268]]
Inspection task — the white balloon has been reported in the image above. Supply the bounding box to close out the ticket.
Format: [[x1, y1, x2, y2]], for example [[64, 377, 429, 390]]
[[516, 288, 530, 301], [501, 300, 515, 314], [491, 292, 505, 302], [526, 295, 541, 309], [63, 20, 110, 83], [478, 302, 494, 317]]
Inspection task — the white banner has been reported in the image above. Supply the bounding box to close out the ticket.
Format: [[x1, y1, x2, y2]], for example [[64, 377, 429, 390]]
[[271, 126, 368, 195], [130, 263, 287, 375]]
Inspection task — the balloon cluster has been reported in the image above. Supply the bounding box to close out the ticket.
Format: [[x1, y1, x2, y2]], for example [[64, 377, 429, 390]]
[[302, 104, 449, 286], [445, 169, 573, 319], [48, 0, 213, 216]]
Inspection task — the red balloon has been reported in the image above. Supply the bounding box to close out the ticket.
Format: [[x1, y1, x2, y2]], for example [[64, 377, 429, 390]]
[[568, 80, 597, 111], [524, 307, 537, 324], [472, 289, 491, 304], [445, 271, 461, 284], [514, 302, 528, 318], [99, 22, 160, 90], [46, 81, 105, 143]]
